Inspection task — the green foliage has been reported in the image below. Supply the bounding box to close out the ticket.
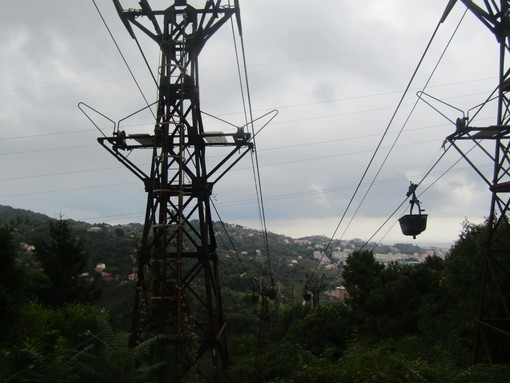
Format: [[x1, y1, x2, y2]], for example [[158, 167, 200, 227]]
[[342, 250, 385, 309], [226, 222, 510, 381], [284, 303, 352, 359], [1, 303, 165, 383], [9, 302, 106, 354], [444, 220, 510, 363], [338, 337, 510, 383], [3, 205, 510, 381], [342, 250, 449, 341], [1, 302, 106, 381], [270, 304, 311, 341], [342, 250, 385, 336], [444, 221, 485, 302], [95, 281, 136, 332], [34, 218, 100, 306], [68, 320, 166, 383], [0, 225, 24, 345], [227, 342, 342, 383], [79, 227, 138, 275], [393, 243, 422, 255]]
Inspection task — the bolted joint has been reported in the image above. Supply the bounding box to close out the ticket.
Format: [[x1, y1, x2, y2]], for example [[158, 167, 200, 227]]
[[191, 178, 214, 197]]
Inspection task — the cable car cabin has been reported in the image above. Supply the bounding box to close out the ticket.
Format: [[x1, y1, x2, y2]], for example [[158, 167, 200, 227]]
[[399, 213, 427, 239], [399, 183, 427, 239]]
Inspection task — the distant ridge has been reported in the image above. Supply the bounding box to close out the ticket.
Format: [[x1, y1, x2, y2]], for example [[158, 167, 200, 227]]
[[0, 205, 55, 226], [0, 204, 448, 251]]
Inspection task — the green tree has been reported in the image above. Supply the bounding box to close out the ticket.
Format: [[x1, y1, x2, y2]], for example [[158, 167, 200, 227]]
[[284, 303, 352, 360], [338, 336, 510, 383], [34, 218, 100, 306], [227, 342, 342, 383], [342, 250, 385, 336], [342, 250, 447, 340], [0, 225, 24, 345], [443, 220, 510, 363], [1, 303, 165, 383]]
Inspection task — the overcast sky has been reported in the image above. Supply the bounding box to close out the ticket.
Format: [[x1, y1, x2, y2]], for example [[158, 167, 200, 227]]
[[0, 1, 502, 246]]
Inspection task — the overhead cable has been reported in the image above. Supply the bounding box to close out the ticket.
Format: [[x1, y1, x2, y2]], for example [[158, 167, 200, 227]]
[[309, 4, 462, 279], [340, 8, 469, 241], [91, 0, 156, 119], [360, 144, 454, 250], [232, 7, 275, 282], [211, 199, 260, 293]]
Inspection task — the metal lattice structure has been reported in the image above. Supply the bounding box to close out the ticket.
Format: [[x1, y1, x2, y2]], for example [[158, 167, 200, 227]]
[[444, 0, 510, 363], [97, 0, 252, 378], [303, 273, 326, 310]]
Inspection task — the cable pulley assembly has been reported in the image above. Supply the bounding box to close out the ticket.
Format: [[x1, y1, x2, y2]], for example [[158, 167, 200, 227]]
[[398, 182, 427, 239]]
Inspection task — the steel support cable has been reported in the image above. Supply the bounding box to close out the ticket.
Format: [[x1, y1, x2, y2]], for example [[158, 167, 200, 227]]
[[228, 3, 272, 278], [359, 144, 454, 250], [132, 35, 159, 90], [362, 12, 503, 249], [229, 12, 249, 128], [368, 141, 477, 250], [371, 153, 467, 249], [339, 8, 469, 242], [357, 142, 440, 249], [248, 152, 274, 280], [324, 144, 476, 284], [91, 0, 156, 119], [363, 88, 500, 246], [308, 8, 450, 279], [211, 198, 260, 292], [235, 16, 274, 282], [365, 61, 501, 248]]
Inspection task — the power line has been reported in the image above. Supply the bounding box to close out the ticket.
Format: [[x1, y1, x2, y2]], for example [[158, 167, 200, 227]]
[[0, 166, 123, 181], [231, 138, 445, 172], [216, 162, 489, 208], [0, 34, 492, 95], [1, 161, 485, 203], [0, 77, 135, 94], [1, 129, 95, 140], [0, 136, 462, 184], [0, 144, 97, 156], [0, 181, 137, 198], [1, 84, 493, 142]]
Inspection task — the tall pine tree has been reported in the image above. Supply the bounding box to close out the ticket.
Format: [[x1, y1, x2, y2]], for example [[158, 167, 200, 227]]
[[0, 225, 24, 344], [35, 218, 99, 306]]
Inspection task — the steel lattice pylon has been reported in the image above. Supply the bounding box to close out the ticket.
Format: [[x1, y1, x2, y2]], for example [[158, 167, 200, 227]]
[[445, 0, 510, 363], [97, 0, 252, 379]]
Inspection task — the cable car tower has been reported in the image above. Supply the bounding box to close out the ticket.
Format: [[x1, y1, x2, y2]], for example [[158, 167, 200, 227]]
[[444, 0, 510, 363], [98, 0, 251, 379]]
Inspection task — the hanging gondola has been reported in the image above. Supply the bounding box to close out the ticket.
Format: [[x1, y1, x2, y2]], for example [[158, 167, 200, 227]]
[[399, 183, 427, 239]]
